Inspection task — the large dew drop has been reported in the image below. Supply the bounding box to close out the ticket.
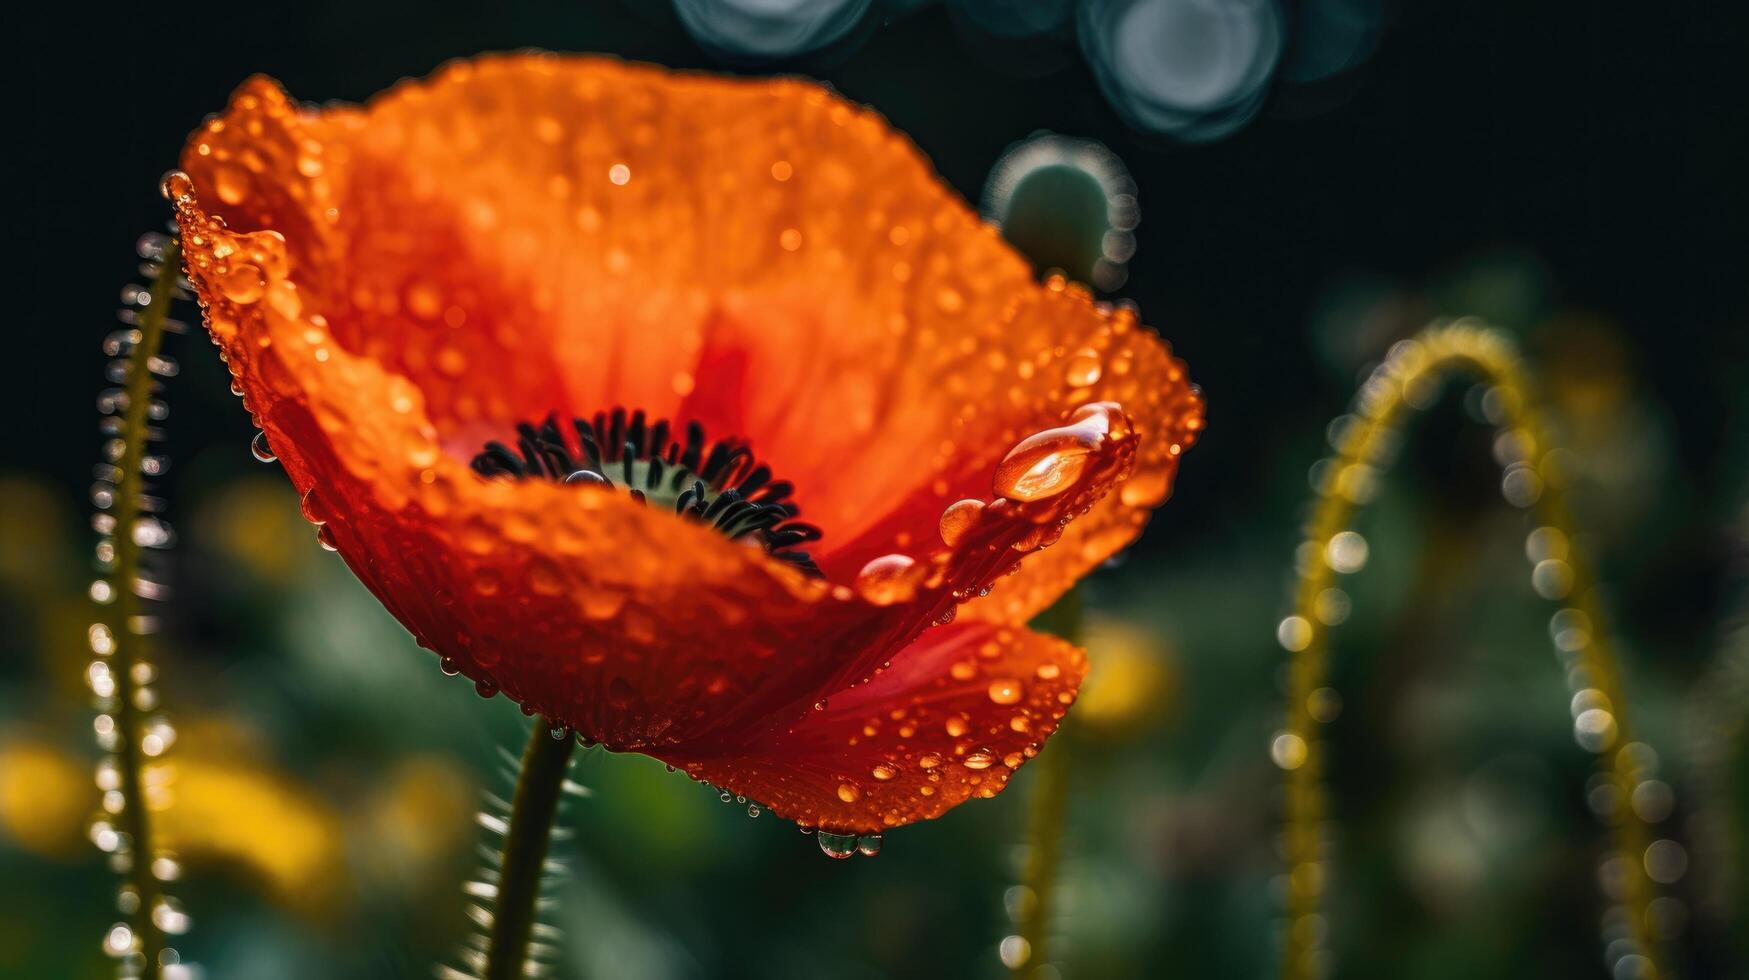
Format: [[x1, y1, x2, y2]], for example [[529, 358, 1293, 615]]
[[993, 403, 1120, 503]]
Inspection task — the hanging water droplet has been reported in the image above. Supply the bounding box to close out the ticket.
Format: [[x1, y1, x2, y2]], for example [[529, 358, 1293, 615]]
[[439, 657, 460, 676], [250, 431, 276, 462], [856, 833, 883, 857], [549, 723, 572, 741], [299, 488, 328, 525], [817, 831, 858, 859], [315, 524, 339, 551], [747, 804, 761, 818], [720, 791, 733, 803], [159, 170, 193, 203], [474, 677, 499, 699]]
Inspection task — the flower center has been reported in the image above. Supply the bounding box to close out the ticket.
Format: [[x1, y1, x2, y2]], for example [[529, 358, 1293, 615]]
[[470, 409, 821, 574]]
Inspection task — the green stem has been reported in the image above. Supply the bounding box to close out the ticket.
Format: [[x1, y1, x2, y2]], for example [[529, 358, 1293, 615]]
[[1278, 322, 1664, 978], [110, 238, 180, 980], [1013, 588, 1083, 976], [482, 718, 576, 980], [1015, 724, 1072, 975]]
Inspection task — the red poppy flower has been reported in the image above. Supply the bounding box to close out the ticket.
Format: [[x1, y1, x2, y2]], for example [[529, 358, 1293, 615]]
[[168, 54, 1204, 835]]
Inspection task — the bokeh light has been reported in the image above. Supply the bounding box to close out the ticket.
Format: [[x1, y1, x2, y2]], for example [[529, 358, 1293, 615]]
[[674, 0, 873, 59]]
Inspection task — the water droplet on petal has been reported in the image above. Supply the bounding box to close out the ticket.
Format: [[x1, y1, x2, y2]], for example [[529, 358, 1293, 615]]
[[854, 554, 920, 606], [938, 498, 985, 547], [159, 170, 194, 202], [987, 678, 1023, 705], [216, 263, 266, 304], [837, 782, 861, 803], [872, 763, 898, 781], [1065, 347, 1103, 387], [964, 751, 996, 770]]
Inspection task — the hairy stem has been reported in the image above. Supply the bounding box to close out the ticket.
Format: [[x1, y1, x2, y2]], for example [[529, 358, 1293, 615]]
[[109, 238, 181, 980], [1277, 320, 1663, 979], [1012, 588, 1082, 976], [482, 719, 576, 980]]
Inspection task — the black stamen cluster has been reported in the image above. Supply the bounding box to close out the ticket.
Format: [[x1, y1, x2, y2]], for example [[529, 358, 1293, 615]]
[[472, 408, 822, 574]]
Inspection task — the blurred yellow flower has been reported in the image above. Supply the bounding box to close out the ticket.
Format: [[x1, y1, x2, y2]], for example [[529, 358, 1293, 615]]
[[0, 736, 88, 857], [1074, 615, 1177, 738], [189, 476, 316, 586], [0, 721, 348, 918], [358, 755, 476, 893]]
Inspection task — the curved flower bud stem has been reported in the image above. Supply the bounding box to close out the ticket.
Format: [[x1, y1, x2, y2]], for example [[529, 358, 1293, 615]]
[[482, 719, 577, 980], [1010, 588, 1082, 977], [104, 236, 183, 980], [1276, 320, 1667, 979]]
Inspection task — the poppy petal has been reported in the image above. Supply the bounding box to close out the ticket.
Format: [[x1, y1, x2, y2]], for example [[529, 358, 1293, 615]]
[[811, 282, 1206, 624], [655, 621, 1087, 833]]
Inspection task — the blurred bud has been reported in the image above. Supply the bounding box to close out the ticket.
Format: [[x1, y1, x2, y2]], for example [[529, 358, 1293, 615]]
[[984, 132, 1138, 290]]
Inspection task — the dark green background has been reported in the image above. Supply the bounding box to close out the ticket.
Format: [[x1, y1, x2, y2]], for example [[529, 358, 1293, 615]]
[[3, 2, 1745, 978]]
